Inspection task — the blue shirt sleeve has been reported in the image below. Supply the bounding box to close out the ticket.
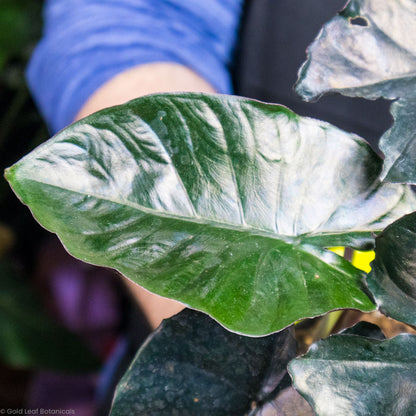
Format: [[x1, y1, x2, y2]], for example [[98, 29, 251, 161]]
[[27, 0, 244, 133]]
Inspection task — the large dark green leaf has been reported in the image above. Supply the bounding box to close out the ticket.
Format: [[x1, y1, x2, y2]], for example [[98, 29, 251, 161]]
[[367, 212, 416, 327], [289, 334, 416, 416], [296, 0, 416, 183], [0, 262, 100, 371], [5, 93, 416, 335], [111, 309, 296, 416]]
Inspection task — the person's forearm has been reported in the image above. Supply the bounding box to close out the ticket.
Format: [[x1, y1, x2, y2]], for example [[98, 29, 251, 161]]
[[75, 62, 216, 120], [27, 0, 243, 133]]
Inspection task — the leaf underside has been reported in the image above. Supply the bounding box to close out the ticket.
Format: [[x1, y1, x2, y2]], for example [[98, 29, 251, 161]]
[[5, 93, 416, 335], [367, 212, 416, 327], [296, 0, 416, 183], [110, 309, 296, 416], [289, 334, 416, 416]]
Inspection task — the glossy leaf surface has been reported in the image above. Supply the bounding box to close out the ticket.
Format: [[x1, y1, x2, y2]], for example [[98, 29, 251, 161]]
[[0, 262, 100, 371], [111, 309, 295, 416], [296, 0, 416, 183], [367, 212, 416, 327], [6, 93, 416, 335], [289, 334, 416, 416]]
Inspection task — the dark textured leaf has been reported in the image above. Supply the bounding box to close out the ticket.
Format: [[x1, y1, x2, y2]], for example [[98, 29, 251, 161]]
[[0, 262, 100, 371], [296, 0, 416, 183], [5, 93, 416, 335], [367, 212, 416, 327], [110, 309, 295, 416], [289, 334, 416, 416]]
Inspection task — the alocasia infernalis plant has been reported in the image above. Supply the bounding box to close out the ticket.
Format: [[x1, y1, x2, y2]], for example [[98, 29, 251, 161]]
[[4, 0, 416, 414]]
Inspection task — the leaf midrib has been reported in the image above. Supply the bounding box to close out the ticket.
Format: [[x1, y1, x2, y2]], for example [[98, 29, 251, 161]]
[[10, 174, 301, 242], [14, 174, 382, 246]]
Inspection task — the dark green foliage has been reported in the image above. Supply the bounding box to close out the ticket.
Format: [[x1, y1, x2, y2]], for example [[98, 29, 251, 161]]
[[111, 309, 295, 416], [289, 334, 416, 416], [367, 212, 416, 327], [3, 0, 416, 412]]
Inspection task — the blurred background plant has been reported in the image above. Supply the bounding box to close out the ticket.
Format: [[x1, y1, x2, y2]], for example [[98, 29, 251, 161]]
[[0, 2, 140, 414], [1, 0, 49, 407], [0, 0, 47, 263]]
